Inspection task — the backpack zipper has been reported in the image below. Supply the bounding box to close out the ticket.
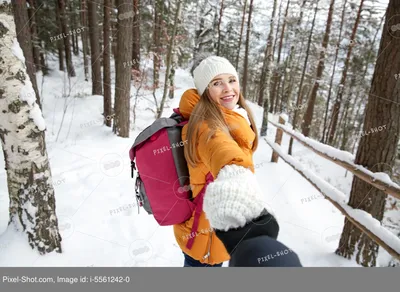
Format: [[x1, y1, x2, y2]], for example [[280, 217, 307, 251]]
[[203, 230, 213, 262]]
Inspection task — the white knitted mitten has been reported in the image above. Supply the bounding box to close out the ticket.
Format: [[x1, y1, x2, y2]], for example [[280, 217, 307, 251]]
[[203, 164, 276, 231]]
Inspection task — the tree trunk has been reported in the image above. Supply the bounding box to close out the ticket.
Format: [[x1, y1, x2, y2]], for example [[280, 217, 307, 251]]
[[132, 0, 140, 72], [242, 0, 254, 99], [88, 0, 102, 95], [288, 1, 318, 155], [257, 0, 277, 107], [55, 0, 65, 72], [259, 0, 277, 136], [322, 0, 347, 143], [301, 0, 335, 137], [335, 0, 400, 267], [153, 0, 163, 89], [235, 0, 247, 70], [0, 11, 62, 254], [158, 0, 181, 118], [70, 1, 79, 56], [216, 0, 224, 56], [348, 14, 385, 150], [113, 0, 134, 137], [280, 45, 294, 111], [327, 0, 365, 145], [10, 0, 41, 109], [103, 0, 112, 127], [270, 0, 290, 113], [26, 0, 41, 72], [57, 0, 76, 77], [80, 0, 90, 81]]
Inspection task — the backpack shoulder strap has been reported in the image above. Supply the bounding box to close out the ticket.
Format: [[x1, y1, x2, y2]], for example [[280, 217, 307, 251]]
[[186, 172, 214, 250]]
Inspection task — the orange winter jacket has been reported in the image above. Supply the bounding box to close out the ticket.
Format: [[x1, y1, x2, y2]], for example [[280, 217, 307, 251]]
[[173, 89, 256, 265]]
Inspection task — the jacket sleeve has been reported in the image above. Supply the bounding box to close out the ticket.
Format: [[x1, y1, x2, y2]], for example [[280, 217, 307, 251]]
[[196, 125, 254, 178]]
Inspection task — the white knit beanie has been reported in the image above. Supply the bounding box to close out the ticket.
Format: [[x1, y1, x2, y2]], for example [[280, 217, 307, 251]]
[[193, 56, 239, 96]]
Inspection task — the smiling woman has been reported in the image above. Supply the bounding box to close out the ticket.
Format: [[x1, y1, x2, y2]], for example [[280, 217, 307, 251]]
[[170, 56, 298, 267]]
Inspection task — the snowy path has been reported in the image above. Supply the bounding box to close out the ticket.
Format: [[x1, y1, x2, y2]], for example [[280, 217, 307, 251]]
[[0, 59, 394, 267]]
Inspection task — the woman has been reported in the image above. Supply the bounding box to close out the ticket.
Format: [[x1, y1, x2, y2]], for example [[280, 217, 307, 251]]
[[173, 56, 301, 267]]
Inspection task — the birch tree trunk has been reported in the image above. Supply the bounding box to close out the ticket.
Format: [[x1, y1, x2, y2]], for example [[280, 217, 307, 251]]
[[0, 10, 62, 254]]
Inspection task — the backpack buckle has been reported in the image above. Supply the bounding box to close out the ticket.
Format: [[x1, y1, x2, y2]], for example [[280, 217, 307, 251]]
[[135, 175, 143, 213], [131, 161, 136, 178]]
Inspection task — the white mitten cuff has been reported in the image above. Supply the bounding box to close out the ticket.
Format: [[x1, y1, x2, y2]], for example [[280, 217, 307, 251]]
[[203, 164, 276, 231]]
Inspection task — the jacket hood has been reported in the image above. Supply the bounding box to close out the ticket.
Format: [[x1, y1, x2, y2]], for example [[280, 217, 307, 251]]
[[179, 88, 201, 120]]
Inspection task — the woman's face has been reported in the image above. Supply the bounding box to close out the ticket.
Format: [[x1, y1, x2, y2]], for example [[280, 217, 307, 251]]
[[207, 74, 240, 110]]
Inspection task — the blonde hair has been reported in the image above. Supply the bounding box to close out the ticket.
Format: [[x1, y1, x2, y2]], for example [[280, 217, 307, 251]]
[[184, 90, 259, 168]]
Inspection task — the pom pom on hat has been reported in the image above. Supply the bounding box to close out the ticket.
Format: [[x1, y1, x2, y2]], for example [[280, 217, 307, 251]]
[[193, 56, 239, 96]]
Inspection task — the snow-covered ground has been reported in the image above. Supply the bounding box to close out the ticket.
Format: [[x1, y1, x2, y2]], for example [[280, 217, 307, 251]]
[[0, 54, 397, 267]]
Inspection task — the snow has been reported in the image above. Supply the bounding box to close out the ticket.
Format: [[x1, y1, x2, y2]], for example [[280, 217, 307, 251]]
[[0, 51, 398, 267], [11, 38, 25, 64], [20, 81, 46, 131]]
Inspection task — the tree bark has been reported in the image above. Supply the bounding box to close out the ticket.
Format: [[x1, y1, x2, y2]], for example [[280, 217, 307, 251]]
[[80, 0, 90, 81], [322, 0, 347, 143], [113, 0, 133, 137], [216, 0, 224, 56], [259, 0, 277, 136], [103, 0, 112, 127], [158, 0, 181, 118], [55, 0, 65, 72], [235, 0, 247, 70], [257, 0, 277, 107], [242, 0, 254, 99], [273, 0, 291, 113], [57, 0, 76, 77], [335, 0, 400, 267], [327, 0, 365, 145], [288, 1, 318, 155], [26, 0, 41, 72], [270, 0, 290, 113], [10, 0, 41, 109], [153, 0, 163, 89], [132, 0, 140, 72], [301, 0, 335, 137], [70, 1, 79, 56], [0, 11, 62, 254], [88, 0, 102, 95]]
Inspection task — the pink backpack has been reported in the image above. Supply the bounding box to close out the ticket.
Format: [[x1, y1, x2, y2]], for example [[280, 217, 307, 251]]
[[129, 108, 214, 249]]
